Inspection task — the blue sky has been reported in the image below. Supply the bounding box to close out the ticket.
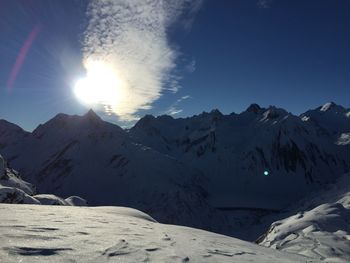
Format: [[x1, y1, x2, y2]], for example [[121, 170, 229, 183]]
[[0, 0, 349, 131]]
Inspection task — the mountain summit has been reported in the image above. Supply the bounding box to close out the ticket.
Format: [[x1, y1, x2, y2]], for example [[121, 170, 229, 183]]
[[84, 108, 102, 121], [320, 102, 343, 112], [246, 103, 262, 114]]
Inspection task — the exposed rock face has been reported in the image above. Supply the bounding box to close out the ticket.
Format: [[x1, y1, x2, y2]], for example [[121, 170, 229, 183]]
[[246, 103, 262, 114]]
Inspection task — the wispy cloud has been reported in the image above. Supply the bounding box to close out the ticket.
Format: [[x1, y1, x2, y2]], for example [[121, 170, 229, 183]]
[[181, 0, 204, 30], [167, 108, 183, 115], [185, 59, 196, 73], [179, 95, 191, 101], [165, 95, 191, 116], [83, 0, 203, 121], [257, 0, 273, 9]]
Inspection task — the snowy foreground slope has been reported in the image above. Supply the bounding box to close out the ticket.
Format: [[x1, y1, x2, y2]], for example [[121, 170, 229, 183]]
[[0, 204, 317, 263], [258, 173, 350, 262]]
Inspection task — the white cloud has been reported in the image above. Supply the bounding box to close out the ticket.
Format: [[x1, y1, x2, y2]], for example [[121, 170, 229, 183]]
[[82, 0, 203, 121], [165, 94, 191, 115], [181, 0, 204, 30], [167, 107, 183, 115], [186, 59, 196, 73], [179, 95, 191, 101]]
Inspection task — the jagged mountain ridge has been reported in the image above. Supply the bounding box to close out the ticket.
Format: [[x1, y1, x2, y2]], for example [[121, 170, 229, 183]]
[[130, 103, 350, 209], [301, 102, 350, 135], [301, 102, 350, 148], [0, 102, 349, 236]]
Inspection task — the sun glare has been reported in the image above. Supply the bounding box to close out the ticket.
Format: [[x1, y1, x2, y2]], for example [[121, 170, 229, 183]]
[[74, 60, 124, 111]]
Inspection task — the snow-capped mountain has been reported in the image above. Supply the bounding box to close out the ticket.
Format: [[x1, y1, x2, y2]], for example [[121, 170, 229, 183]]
[[301, 102, 350, 136], [301, 102, 350, 148], [0, 102, 349, 237], [130, 103, 350, 209]]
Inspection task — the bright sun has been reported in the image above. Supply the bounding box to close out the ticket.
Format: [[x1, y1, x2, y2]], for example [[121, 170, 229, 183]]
[[74, 60, 124, 109]]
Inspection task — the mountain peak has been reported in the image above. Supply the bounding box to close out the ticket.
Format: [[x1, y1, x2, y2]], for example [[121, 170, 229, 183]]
[[320, 102, 337, 112], [246, 103, 261, 114], [84, 109, 101, 120], [261, 106, 288, 120], [210, 109, 223, 116], [317, 102, 349, 115], [84, 109, 100, 118], [134, 114, 155, 128]]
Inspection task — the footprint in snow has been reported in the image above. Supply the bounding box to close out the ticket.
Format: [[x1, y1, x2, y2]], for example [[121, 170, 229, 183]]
[[145, 247, 160, 252], [162, 234, 171, 241], [102, 239, 135, 257], [207, 249, 256, 257]]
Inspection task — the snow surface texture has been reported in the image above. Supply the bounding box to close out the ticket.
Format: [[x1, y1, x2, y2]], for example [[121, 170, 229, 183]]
[[0, 155, 86, 206], [337, 133, 350, 145], [258, 173, 350, 262], [0, 204, 317, 263]]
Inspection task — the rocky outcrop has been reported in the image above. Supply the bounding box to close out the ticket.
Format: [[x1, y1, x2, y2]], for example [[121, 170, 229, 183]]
[[0, 155, 86, 206]]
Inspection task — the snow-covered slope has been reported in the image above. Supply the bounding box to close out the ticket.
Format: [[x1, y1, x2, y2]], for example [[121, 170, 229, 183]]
[[258, 173, 350, 262], [301, 102, 350, 136], [0, 204, 318, 263]]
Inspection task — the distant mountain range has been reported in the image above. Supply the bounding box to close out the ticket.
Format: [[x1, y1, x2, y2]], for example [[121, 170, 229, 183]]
[[0, 102, 349, 237]]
